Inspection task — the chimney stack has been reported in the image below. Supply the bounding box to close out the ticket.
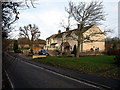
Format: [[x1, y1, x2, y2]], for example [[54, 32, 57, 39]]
[[58, 30, 61, 34], [78, 24, 81, 29], [66, 27, 69, 31]]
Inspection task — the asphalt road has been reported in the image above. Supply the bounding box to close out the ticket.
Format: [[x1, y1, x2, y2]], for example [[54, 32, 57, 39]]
[[4, 54, 99, 88]]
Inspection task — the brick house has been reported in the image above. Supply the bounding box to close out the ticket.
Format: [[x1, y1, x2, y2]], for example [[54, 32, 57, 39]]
[[18, 38, 46, 54]]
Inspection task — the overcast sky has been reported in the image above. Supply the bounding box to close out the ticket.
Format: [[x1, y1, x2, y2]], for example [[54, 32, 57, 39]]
[[10, 0, 119, 40]]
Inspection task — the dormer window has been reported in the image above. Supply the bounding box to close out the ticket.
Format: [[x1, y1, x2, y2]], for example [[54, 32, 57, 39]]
[[86, 35, 90, 40], [95, 47, 99, 51]]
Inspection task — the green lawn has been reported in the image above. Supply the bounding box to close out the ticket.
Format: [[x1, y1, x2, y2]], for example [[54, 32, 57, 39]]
[[33, 56, 120, 80]]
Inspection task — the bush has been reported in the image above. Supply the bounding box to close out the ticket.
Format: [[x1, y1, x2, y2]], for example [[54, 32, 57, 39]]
[[62, 51, 66, 56], [107, 49, 118, 55], [13, 40, 18, 52], [28, 53, 33, 56], [114, 55, 120, 64], [30, 48, 34, 54], [14, 49, 22, 53], [28, 48, 34, 56], [114, 49, 120, 64], [28, 52, 34, 56], [72, 45, 77, 57], [62, 51, 71, 57], [55, 50, 61, 55], [20, 47, 30, 50]]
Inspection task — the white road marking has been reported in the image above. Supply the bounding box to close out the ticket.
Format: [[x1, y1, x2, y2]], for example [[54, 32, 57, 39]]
[[4, 70, 14, 90], [21, 60, 104, 89]]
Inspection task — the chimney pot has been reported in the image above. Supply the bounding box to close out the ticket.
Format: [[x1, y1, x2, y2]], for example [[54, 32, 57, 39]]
[[58, 30, 61, 34], [66, 27, 69, 31]]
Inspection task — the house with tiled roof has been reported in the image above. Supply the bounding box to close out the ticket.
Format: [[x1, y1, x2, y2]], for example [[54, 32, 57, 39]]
[[45, 24, 105, 52], [18, 38, 46, 54]]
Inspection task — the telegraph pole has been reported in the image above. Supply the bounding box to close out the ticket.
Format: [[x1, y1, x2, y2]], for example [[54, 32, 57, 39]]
[[118, 1, 120, 39]]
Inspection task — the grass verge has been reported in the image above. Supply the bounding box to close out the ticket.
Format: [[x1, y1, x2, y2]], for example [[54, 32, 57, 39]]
[[32, 56, 120, 80]]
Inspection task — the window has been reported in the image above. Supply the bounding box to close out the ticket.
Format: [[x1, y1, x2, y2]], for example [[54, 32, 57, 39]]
[[86, 35, 90, 40], [95, 47, 99, 51], [73, 36, 76, 40], [64, 37, 66, 40]]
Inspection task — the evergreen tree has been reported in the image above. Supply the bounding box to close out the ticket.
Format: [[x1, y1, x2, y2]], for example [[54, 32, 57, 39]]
[[13, 40, 18, 52], [72, 45, 77, 57]]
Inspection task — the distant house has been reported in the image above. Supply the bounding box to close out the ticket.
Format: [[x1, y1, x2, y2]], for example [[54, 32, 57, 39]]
[[45, 24, 105, 52], [33, 39, 46, 54], [7, 38, 46, 54], [8, 39, 14, 51], [18, 38, 46, 54], [18, 38, 30, 49]]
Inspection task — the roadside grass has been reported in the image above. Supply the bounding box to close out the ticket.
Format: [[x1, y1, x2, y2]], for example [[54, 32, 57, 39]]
[[32, 56, 120, 80]]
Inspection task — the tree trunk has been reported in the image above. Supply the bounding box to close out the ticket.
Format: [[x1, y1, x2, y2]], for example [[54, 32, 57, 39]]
[[76, 24, 83, 58], [76, 32, 81, 58]]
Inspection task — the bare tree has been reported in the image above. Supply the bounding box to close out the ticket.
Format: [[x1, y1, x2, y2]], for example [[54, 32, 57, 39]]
[[105, 37, 120, 50], [2, 2, 20, 38], [24, 0, 36, 8], [66, 1, 106, 58], [60, 6, 78, 30], [2, 0, 36, 38], [1, 0, 37, 51], [60, 15, 72, 29], [19, 24, 40, 49]]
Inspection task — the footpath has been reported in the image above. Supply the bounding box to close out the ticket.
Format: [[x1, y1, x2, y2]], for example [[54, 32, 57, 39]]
[[10, 53, 120, 89]]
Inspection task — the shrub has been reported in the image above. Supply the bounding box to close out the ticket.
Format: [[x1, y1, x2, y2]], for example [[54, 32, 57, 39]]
[[14, 49, 22, 53], [55, 50, 61, 55], [72, 45, 77, 57], [62, 51, 71, 57], [107, 49, 118, 55], [114, 55, 120, 65], [62, 51, 66, 56], [30, 48, 34, 54], [28, 53, 33, 56], [28, 52, 34, 56], [13, 40, 18, 52], [66, 52, 71, 57], [114, 49, 120, 64], [28, 48, 34, 56]]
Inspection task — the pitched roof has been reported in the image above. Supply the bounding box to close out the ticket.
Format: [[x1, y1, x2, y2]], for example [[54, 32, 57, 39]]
[[54, 25, 94, 38], [33, 39, 46, 44], [18, 38, 29, 44], [18, 38, 46, 45], [46, 34, 57, 39]]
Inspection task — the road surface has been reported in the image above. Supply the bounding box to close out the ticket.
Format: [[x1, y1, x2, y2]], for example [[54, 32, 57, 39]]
[[3, 53, 99, 88]]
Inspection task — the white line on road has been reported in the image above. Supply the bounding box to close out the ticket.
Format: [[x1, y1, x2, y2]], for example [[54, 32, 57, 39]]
[[4, 70, 14, 89], [21, 60, 103, 89]]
